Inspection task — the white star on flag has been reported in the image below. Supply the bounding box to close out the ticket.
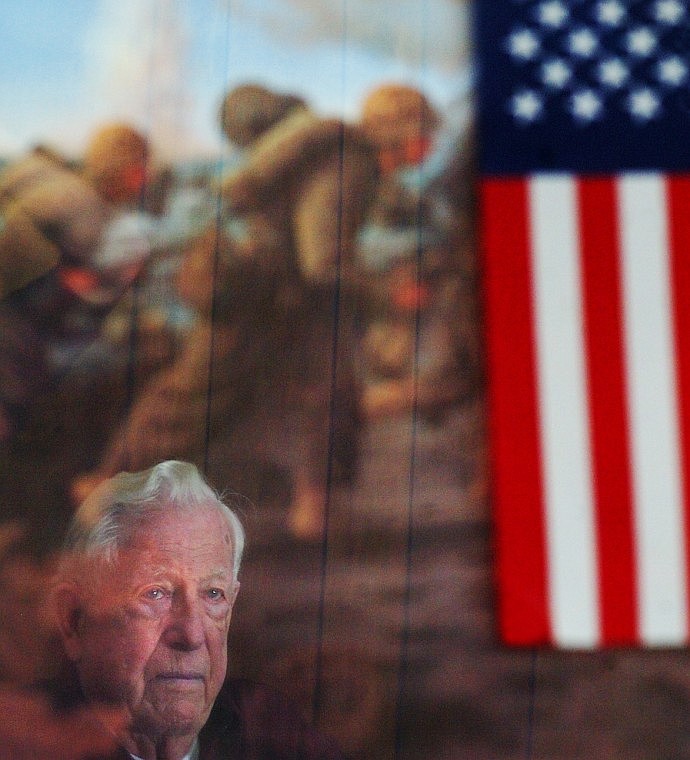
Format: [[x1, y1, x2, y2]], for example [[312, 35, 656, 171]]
[[508, 28, 541, 60], [511, 89, 544, 122], [596, 0, 626, 26], [542, 58, 572, 89], [598, 58, 630, 89], [657, 56, 688, 87], [628, 87, 661, 119], [568, 27, 599, 58], [570, 89, 604, 121], [626, 27, 658, 57], [654, 0, 685, 25], [537, 0, 569, 28]]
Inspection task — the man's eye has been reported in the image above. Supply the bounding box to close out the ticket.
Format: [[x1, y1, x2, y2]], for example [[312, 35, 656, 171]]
[[144, 587, 167, 600], [206, 588, 225, 601]]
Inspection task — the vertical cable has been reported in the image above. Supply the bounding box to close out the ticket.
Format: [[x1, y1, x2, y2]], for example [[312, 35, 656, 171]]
[[393, 1, 430, 755], [203, 2, 234, 477], [313, 1, 349, 723], [123, 1, 162, 433]]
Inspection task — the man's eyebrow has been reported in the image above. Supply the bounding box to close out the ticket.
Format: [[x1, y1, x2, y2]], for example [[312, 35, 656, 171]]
[[200, 569, 233, 584], [126, 563, 233, 585], [145, 566, 173, 579]]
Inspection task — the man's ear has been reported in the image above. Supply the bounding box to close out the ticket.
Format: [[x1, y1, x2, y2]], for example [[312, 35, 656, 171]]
[[52, 582, 85, 662]]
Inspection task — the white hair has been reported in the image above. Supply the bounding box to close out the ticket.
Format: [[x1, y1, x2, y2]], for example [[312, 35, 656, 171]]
[[61, 460, 245, 580]]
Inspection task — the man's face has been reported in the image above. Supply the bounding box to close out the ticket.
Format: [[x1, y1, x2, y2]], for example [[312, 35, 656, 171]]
[[64, 506, 239, 743]]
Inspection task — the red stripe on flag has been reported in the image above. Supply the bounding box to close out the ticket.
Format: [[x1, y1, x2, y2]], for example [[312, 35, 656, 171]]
[[667, 174, 690, 632], [480, 178, 551, 645], [577, 177, 638, 645]]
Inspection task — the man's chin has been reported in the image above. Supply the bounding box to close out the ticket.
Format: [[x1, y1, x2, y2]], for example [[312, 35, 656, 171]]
[[136, 690, 211, 739]]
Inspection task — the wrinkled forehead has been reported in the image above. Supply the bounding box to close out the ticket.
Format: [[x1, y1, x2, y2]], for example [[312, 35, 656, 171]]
[[123, 502, 234, 552], [74, 502, 236, 584]]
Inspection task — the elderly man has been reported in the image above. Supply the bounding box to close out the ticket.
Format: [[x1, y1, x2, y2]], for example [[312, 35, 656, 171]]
[[39, 460, 342, 760]]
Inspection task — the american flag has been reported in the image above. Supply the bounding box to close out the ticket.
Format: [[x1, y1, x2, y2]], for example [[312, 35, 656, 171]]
[[474, 0, 690, 647]]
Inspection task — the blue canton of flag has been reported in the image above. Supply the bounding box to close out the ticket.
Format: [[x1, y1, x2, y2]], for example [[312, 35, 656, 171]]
[[474, 0, 690, 173]]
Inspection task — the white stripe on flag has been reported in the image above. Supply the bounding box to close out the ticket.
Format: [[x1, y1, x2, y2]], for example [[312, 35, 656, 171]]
[[618, 174, 688, 645], [529, 175, 600, 647]]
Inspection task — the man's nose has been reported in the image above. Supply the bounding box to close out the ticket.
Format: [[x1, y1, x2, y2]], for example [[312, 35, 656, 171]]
[[163, 593, 205, 650]]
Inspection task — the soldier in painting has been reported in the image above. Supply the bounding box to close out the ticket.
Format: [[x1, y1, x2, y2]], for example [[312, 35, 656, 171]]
[[0, 124, 153, 442], [357, 83, 481, 420], [72, 86, 379, 540]]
